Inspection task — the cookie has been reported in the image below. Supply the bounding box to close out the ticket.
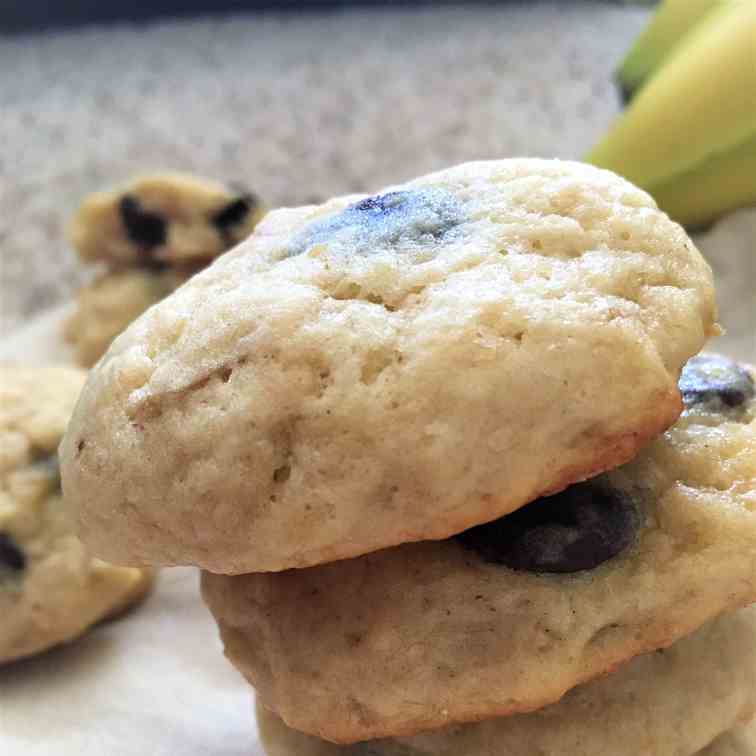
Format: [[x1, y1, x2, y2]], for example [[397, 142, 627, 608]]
[[254, 606, 756, 755], [60, 159, 717, 573], [65, 173, 266, 366], [68, 173, 265, 268], [202, 355, 756, 742], [64, 268, 186, 367], [0, 366, 152, 664]]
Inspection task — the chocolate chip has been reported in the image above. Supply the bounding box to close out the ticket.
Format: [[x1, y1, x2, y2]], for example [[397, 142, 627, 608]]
[[680, 354, 754, 410], [119, 195, 167, 251], [287, 188, 462, 258], [455, 482, 638, 573], [211, 194, 257, 233], [353, 192, 409, 215], [0, 533, 26, 572], [349, 190, 460, 236]]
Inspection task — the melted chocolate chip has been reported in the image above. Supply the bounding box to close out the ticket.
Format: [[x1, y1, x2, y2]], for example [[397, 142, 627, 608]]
[[211, 194, 257, 233], [455, 482, 638, 573], [287, 188, 462, 257], [680, 354, 754, 410], [0, 533, 26, 572], [353, 193, 411, 215], [119, 195, 167, 251]]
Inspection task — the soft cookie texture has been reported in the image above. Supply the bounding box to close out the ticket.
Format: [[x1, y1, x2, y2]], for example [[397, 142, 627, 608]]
[[202, 356, 756, 742], [254, 606, 756, 755], [0, 366, 152, 664], [65, 173, 265, 366], [61, 160, 717, 572]]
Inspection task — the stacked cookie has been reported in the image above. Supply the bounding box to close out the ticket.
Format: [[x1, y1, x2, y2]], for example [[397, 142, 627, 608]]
[[59, 160, 756, 754], [64, 173, 265, 366]]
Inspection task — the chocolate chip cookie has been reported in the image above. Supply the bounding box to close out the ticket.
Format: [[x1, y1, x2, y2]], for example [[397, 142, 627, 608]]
[[64, 173, 265, 365], [60, 159, 717, 572], [202, 355, 755, 742], [254, 606, 756, 755], [0, 366, 152, 663], [68, 173, 264, 268]]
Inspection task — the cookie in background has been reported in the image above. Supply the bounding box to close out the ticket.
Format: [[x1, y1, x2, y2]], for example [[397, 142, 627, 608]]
[[64, 173, 266, 366], [0, 366, 153, 664]]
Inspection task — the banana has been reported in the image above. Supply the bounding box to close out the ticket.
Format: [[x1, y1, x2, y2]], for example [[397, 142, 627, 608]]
[[650, 133, 756, 228], [616, 0, 722, 102], [587, 0, 756, 189]]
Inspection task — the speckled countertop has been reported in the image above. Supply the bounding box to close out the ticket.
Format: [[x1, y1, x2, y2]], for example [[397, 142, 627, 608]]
[[0, 2, 753, 359]]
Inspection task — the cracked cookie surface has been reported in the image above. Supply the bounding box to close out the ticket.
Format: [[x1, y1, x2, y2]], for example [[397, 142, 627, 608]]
[[254, 607, 756, 755], [203, 357, 756, 742], [0, 366, 152, 664], [61, 159, 717, 572]]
